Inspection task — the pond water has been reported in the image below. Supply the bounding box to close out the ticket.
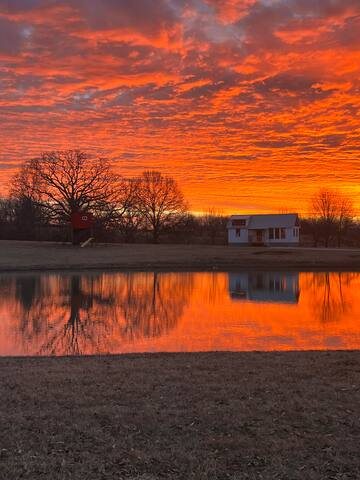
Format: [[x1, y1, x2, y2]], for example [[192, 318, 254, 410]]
[[0, 271, 359, 356]]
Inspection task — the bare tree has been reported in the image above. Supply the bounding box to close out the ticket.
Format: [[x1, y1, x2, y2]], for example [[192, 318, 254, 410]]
[[200, 208, 228, 244], [116, 179, 144, 242], [310, 187, 355, 247], [0, 196, 47, 240], [335, 193, 355, 247], [11, 150, 127, 223], [135, 170, 188, 243]]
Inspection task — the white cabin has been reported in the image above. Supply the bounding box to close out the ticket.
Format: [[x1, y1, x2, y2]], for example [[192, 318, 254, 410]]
[[227, 213, 300, 246]]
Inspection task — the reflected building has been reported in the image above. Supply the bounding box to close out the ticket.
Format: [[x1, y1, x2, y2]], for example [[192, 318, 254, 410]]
[[228, 272, 300, 304]]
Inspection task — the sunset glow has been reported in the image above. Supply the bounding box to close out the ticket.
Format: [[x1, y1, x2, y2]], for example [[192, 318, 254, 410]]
[[0, 271, 359, 355], [0, 0, 359, 213]]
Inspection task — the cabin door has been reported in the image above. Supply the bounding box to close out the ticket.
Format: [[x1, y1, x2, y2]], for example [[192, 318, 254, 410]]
[[256, 229, 263, 242]]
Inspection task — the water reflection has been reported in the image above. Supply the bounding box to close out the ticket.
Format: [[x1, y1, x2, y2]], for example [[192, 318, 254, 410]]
[[304, 272, 358, 324], [0, 271, 359, 355], [0, 272, 194, 355], [229, 272, 300, 304]]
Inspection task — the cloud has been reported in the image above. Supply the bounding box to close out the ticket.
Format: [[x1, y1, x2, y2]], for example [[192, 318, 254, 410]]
[[0, 17, 24, 54], [0, 0, 359, 212]]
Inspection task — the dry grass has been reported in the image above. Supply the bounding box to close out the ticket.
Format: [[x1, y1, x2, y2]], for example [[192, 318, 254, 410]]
[[1, 240, 360, 271], [1, 352, 360, 479]]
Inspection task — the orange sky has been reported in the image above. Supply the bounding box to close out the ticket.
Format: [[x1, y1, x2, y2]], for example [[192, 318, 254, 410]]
[[0, 0, 359, 213]]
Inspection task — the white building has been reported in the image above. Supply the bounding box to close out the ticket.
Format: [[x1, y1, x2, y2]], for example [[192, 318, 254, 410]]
[[227, 213, 300, 246]]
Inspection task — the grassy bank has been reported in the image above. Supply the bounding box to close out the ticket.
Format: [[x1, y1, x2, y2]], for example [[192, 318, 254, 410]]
[[1, 352, 360, 479], [1, 240, 360, 271]]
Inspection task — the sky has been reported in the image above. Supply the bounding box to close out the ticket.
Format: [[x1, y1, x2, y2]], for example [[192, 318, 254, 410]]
[[0, 0, 359, 214]]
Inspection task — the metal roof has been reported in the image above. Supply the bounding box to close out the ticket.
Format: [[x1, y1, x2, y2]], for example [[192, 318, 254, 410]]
[[228, 214, 299, 229]]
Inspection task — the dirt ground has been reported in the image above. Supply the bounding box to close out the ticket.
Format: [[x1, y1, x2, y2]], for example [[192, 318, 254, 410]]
[[1, 352, 359, 480], [0, 240, 360, 271]]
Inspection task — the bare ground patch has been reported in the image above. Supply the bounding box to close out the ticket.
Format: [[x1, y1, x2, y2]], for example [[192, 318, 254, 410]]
[[0, 241, 360, 271], [1, 352, 360, 479]]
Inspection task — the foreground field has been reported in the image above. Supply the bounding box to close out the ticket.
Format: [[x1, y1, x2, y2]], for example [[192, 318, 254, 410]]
[[0, 240, 360, 271], [1, 352, 359, 479]]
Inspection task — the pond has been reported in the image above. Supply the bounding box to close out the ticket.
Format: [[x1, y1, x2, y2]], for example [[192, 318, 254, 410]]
[[0, 271, 359, 356]]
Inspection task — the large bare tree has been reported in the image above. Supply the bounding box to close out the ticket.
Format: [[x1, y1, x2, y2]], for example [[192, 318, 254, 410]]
[[135, 170, 188, 243], [11, 150, 129, 223], [310, 187, 355, 247]]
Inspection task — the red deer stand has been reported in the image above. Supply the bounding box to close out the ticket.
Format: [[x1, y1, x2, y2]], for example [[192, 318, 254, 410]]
[[70, 212, 94, 246]]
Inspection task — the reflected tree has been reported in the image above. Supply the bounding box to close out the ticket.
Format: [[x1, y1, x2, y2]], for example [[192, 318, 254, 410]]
[[305, 272, 359, 323], [5, 272, 195, 355], [39, 275, 116, 355], [14, 275, 46, 340], [117, 272, 195, 339]]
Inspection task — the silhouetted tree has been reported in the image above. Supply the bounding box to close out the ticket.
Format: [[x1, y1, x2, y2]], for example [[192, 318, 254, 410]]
[[0, 196, 47, 239], [310, 187, 355, 247], [11, 150, 129, 225], [116, 179, 144, 242], [335, 193, 355, 247], [135, 171, 188, 243], [200, 208, 228, 244]]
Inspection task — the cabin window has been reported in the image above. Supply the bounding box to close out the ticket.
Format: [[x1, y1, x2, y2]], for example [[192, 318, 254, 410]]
[[270, 228, 286, 240], [293, 228, 299, 238], [235, 228, 241, 237], [233, 219, 246, 226]]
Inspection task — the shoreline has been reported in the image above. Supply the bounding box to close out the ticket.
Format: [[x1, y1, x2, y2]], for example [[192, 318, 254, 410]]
[[1, 348, 360, 360], [1, 240, 360, 272]]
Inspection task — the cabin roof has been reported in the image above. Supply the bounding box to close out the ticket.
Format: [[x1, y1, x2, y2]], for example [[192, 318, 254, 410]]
[[228, 213, 299, 229]]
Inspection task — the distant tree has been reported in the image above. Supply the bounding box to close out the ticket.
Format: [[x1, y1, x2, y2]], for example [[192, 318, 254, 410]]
[[0, 198, 14, 238], [0, 198, 14, 225], [200, 208, 228, 244], [335, 193, 355, 247], [135, 170, 188, 243], [116, 179, 144, 242], [0, 196, 46, 239], [310, 188, 337, 247], [310, 188, 355, 247], [11, 150, 127, 223]]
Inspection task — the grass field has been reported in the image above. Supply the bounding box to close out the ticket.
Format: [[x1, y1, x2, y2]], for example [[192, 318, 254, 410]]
[[1, 240, 360, 271], [1, 352, 360, 479]]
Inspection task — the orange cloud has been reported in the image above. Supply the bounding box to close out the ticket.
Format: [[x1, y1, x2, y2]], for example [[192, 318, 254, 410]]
[[0, 0, 359, 214]]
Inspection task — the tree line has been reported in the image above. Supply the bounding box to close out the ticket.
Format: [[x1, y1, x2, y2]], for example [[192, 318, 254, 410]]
[[0, 150, 227, 244], [0, 149, 358, 246]]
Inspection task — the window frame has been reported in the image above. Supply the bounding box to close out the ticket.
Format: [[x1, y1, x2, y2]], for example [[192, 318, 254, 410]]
[[232, 219, 246, 227]]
